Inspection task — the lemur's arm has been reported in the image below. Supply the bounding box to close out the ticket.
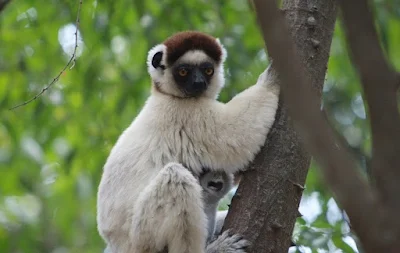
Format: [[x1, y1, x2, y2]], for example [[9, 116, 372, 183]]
[[208, 68, 280, 171]]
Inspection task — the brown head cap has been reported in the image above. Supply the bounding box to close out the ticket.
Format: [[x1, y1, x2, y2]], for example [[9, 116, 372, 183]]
[[163, 31, 223, 66]]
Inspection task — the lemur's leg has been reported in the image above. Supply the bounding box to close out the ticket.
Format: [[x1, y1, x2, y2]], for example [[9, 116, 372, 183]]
[[131, 162, 207, 253]]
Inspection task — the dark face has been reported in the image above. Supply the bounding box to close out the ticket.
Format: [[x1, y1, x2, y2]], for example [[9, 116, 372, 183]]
[[172, 62, 214, 97]]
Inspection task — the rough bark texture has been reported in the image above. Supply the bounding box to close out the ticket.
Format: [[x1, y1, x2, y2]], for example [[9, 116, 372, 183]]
[[227, 0, 400, 252], [223, 1, 337, 253]]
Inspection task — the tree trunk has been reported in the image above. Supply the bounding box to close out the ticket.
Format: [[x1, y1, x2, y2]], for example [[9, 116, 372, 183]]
[[223, 1, 337, 252]]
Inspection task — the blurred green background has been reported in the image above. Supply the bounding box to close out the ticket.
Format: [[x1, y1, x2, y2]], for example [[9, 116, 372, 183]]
[[1, 0, 399, 252]]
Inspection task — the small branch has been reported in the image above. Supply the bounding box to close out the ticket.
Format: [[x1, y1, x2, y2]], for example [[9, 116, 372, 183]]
[[252, 0, 386, 252], [288, 179, 305, 191], [0, 0, 12, 13], [9, 0, 83, 110], [338, 0, 400, 215]]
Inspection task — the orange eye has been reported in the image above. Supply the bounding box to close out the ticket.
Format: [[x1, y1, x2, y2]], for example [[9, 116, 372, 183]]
[[179, 69, 188, 77], [204, 68, 214, 76]]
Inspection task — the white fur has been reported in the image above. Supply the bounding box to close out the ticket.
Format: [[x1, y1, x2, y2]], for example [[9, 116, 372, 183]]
[[214, 210, 229, 238], [103, 171, 240, 253], [216, 38, 227, 63], [130, 163, 207, 253], [176, 50, 214, 65], [199, 171, 233, 242], [147, 44, 167, 82], [97, 39, 280, 253]]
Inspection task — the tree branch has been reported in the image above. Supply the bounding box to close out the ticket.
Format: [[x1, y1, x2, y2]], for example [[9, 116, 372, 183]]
[[224, 0, 337, 252], [338, 0, 400, 215], [243, 0, 396, 252], [9, 0, 83, 110]]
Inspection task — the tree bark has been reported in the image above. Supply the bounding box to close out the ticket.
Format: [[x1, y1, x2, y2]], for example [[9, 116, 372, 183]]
[[223, 1, 337, 253], [228, 0, 400, 252]]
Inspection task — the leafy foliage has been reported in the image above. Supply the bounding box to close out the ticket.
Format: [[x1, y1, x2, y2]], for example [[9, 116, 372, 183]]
[[0, 0, 399, 252]]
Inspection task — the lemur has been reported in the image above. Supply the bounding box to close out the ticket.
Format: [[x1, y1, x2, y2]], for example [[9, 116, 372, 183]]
[[103, 170, 239, 253], [97, 31, 280, 253]]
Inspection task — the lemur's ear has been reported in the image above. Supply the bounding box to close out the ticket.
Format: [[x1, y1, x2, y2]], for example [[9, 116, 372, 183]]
[[147, 44, 167, 78], [152, 51, 164, 69]]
